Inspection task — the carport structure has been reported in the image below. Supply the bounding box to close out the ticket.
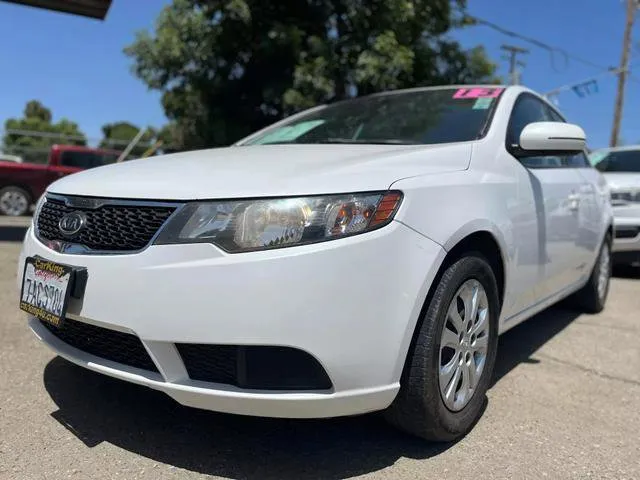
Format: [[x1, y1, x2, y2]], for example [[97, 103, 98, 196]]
[[1, 0, 112, 19]]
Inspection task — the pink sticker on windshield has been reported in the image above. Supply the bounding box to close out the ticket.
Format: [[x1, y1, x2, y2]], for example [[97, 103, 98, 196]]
[[453, 87, 504, 99]]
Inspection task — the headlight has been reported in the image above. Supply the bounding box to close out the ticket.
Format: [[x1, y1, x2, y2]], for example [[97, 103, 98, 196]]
[[154, 191, 402, 252]]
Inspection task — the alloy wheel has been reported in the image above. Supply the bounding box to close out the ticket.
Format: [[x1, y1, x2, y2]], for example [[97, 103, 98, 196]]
[[439, 279, 490, 412], [0, 190, 28, 216]]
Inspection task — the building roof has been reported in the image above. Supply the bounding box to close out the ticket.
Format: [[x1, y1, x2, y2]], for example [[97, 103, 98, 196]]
[[2, 0, 112, 19]]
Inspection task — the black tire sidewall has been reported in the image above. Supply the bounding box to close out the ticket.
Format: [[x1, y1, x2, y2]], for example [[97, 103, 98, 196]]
[[589, 233, 612, 311], [421, 254, 500, 438]]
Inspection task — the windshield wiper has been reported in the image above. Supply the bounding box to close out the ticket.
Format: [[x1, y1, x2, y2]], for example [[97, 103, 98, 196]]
[[250, 138, 422, 146], [317, 138, 422, 145]]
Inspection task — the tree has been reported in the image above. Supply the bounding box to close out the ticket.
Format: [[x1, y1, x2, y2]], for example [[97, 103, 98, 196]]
[[156, 123, 183, 154], [124, 0, 498, 150], [99, 121, 156, 157], [2, 101, 86, 163]]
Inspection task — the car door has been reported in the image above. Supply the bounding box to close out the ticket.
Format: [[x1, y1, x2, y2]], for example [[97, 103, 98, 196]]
[[506, 93, 586, 302], [546, 107, 604, 269]]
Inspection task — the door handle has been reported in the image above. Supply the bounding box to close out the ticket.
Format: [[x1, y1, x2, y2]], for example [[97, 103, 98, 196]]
[[568, 193, 580, 211]]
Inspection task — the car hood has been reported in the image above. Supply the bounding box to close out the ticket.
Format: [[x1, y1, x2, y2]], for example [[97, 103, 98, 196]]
[[602, 172, 640, 191], [47, 143, 473, 200]]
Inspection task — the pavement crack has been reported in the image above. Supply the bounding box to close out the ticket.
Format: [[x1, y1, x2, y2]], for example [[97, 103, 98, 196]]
[[574, 321, 638, 334], [535, 353, 640, 387]]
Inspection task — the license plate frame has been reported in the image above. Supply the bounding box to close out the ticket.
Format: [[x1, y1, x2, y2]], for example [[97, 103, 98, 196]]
[[19, 256, 84, 327]]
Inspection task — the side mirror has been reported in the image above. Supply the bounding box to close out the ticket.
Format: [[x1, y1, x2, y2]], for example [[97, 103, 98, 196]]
[[515, 122, 586, 157]]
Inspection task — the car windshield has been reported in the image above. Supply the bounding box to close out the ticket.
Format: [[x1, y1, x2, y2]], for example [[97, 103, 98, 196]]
[[242, 87, 504, 146], [590, 149, 640, 173]]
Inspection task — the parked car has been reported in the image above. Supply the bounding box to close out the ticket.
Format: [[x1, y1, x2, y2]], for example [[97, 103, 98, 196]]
[[590, 145, 640, 266], [0, 144, 120, 216], [17, 85, 612, 441]]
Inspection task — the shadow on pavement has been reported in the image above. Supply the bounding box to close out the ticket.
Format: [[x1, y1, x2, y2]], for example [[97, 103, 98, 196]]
[[43, 304, 580, 479], [490, 305, 580, 387], [612, 264, 640, 279], [0, 225, 28, 242]]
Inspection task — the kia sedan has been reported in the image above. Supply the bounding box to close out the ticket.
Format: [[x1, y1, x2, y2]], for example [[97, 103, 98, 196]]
[[18, 85, 613, 441]]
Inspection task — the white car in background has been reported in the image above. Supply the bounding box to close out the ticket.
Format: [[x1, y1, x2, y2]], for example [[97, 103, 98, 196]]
[[590, 145, 640, 266], [18, 85, 612, 441]]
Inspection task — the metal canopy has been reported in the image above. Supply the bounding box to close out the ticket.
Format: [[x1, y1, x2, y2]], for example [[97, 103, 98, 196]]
[[1, 0, 112, 19]]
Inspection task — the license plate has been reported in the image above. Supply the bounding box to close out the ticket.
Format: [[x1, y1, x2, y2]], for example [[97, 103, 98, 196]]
[[20, 257, 74, 327]]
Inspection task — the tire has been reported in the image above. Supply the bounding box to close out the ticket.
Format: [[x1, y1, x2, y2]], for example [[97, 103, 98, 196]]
[[0, 186, 31, 216], [570, 233, 612, 314], [384, 253, 500, 442]]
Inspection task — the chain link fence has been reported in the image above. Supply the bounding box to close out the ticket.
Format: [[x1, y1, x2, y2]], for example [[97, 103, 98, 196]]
[[0, 129, 182, 164]]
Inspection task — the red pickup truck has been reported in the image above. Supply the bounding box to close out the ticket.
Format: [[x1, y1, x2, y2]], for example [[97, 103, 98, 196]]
[[0, 144, 121, 216]]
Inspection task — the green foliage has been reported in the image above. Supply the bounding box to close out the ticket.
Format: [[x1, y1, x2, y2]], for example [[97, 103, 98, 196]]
[[125, 0, 499, 149], [2, 101, 86, 163], [156, 123, 183, 154], [99, 121, 156, 157]]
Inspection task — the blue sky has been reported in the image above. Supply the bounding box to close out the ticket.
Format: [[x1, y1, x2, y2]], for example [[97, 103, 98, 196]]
[[0, 0, 638, 149]]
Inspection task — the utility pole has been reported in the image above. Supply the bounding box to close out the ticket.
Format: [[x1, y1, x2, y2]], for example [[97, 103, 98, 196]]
[[610, 0, 637, 147], [501, 44, 529, 85]]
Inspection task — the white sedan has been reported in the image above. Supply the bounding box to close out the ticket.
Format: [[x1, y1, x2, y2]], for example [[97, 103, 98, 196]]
[[17, 85, 613, 441]]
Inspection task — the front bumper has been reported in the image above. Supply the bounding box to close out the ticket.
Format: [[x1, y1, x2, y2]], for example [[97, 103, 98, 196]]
[[19, 221, 444, 418]]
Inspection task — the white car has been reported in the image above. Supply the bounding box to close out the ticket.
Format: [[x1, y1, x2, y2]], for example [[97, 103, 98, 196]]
[[590, 145, 640, 266], [17, 85, 613, 441]]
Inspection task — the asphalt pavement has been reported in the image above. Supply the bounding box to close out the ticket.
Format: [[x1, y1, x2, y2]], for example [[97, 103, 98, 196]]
[[1, 233, 639, 480]]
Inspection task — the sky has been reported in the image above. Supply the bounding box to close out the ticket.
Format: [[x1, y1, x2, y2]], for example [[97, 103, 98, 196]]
[[0, 0, 638, 150]]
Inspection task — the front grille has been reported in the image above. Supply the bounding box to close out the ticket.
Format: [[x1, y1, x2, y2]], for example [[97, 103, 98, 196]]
[[176, 344, 333, 391], [615, 227, 640, 239], [36, 197, 176, 252], [611, 191, 640, 203], [41, 317, 158, 373]]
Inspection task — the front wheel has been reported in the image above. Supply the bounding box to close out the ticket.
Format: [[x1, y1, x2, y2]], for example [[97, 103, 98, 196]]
[[384, 254, 500, 441], [0, 186, 31, 216], [570, 233, 612, 314]]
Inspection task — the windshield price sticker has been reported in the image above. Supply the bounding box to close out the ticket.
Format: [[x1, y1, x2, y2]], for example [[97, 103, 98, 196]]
[[20, 257, 74, 327], [453, 87, 504, 99]]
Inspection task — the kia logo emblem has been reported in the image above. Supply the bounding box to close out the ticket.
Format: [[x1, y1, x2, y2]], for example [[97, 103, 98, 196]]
[[58, 212, 86, 237]]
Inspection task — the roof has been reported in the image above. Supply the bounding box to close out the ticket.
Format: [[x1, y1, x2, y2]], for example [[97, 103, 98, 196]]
[[591, 145, 640, 153], [2, 0, 112, 19]]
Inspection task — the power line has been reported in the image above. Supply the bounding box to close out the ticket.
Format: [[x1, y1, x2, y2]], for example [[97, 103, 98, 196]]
[[471, 15, 640, 84], [544, 63, 633, 98]]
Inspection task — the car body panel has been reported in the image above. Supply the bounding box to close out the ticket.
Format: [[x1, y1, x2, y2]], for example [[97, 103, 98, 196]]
[[19, 220, 446, 416], [46, 143, 473, 199]]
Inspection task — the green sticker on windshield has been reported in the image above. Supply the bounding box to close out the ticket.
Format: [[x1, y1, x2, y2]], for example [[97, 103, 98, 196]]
[[250, 120, 325, 144], [472, 98, 493, 110]]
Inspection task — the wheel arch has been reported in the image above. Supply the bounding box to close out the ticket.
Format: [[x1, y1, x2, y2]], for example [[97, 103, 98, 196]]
[[0, 182, 35, 202], [393, 224, 508, 387]]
